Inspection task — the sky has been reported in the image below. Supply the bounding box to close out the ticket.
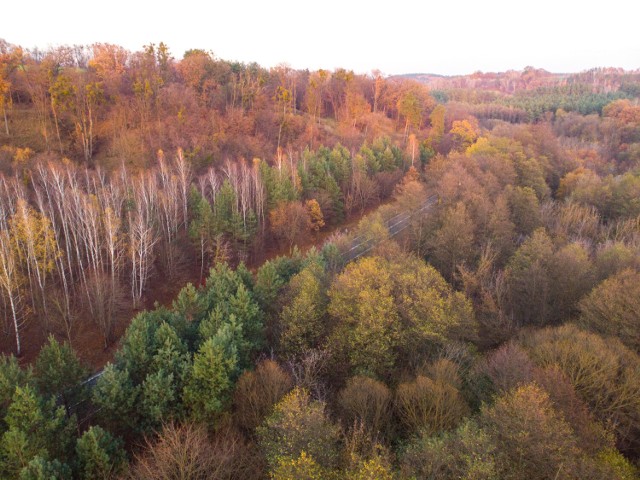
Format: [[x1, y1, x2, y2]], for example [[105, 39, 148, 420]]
[[3, 0, 639, 76]]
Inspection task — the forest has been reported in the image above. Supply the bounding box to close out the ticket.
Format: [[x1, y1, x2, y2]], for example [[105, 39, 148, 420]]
[[0, 38, 640, 479]]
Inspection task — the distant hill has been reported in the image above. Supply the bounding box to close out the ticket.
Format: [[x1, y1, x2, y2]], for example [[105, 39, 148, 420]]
[[393, 67, 640, 94]]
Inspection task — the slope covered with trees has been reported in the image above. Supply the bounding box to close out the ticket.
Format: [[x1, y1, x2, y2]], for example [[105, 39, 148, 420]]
[[0, 39, 433, 361], [1, 38, 640, 478]]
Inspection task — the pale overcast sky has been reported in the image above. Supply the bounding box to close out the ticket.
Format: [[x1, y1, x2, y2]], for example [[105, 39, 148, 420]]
[[4, 0, 639, 75]]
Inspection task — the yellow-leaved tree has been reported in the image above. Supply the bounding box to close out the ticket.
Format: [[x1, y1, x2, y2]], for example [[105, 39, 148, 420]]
[[0, 229, 27, 355], [9, 199, 60, 333], [305, 199, 325, 233], [328, 253, 476, 379]]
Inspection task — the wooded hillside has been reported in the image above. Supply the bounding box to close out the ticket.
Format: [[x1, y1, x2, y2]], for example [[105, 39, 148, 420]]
[[0, 39, 639, 479]]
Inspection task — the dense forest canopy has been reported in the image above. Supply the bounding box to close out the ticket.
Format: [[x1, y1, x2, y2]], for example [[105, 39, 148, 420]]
[[0, 38, 639, 479]]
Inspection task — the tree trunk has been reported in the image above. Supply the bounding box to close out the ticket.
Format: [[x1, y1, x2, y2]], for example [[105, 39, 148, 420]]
[[200, 237, 205, 282], [51, 102, 64, 155], [2, 104, 8, 136], [8, 294, 21, 356]]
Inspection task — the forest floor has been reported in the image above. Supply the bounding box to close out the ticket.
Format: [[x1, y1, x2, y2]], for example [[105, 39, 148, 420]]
[[1, 199, 393, 370]]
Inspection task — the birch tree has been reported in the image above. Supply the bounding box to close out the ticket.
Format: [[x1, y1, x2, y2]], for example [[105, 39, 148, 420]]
[[0, 230, 27, 355], [173, 148, 192, 230], [128, 174, 158, 308], [156, 152, 181, 277], [10, 199, 59, 332], [32, 163, 72, 339]]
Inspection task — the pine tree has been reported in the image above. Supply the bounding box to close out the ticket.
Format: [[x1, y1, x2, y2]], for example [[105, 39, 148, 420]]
[[1, 386, 75, 477], [33, 336, 88, 413], [183, 333, 238, 424], [75, 426, 127, 480]]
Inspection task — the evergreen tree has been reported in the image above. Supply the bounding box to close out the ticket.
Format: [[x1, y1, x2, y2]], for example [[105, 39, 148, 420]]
[[75, 426, 127, 480], [33, 336, 88, 413], [254, 260, 286, 313], [19, 456, 72, 480], [1, 386, 75, 477], [228, 283, 264, 359], [115, 312, 161, 384], [188, 189, 215, 280], [183, 333, 238, 424], [92, 364, 139, 437], [0, 355, 32, 420]]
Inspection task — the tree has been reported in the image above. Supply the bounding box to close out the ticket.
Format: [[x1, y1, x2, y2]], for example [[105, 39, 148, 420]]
[[9, 199, 60, 333], [579, 269, 640, 352], [188, 190, 215, 281], [0, 355, 32, 420], [506, 186, 541, 236], [522, 324, 640, 454], [504, 228, 553, 326], [400, 419, 498, 480], [128, 422, 227, 480], [257, 387, 341, 470], [88, 43, 129, 91], [429, 202, 475, 282], [348, 454, 395, 480], [0, 230, 27, 356], [172, 282, 207, 324], [92, 364, 140, 437], [233, 359, 293, 432], [141, 323, 191, 428], [593, 449, 640, 480], [257, 259, 303, 340], [328, 254, 476, 378], [548, 242, 594, 323], [17, 51, 54, 150], [337, 376, 391, 438], [270, 201, 310, 250], [397, 86, 432, 139], [33, 335, 88, 414], [0, 45, 19, 136], [84, 267, 126, 350], [345, 85, 371, 129], [594, 242, 639, 281], [200, 262, 245, 311], [141, 368, 185, 430], [532, 365, 613, 455], [514, 155, 549, 200], [18, 456, 72, 480], [396, 365, 469, 436], [389, 255, 476, 364], [480, 384, 581, 480], [305, 199, 325, 232], [450, 119, 478, 151], [428, 104, 446, 149], [278, 263, 328, 357], [270, 451, 326, 480], [75, 426, 127, 480], [0, 386, 75, 478], [486, 193, 516, 263], [393, 173, 432, 256], [156, 153, 183, 278], [48, 72, 73, 155], [71, 75, 104, 163], [128, 174, 159, 308], [481, 341, 535, 395], [327, 256, 399, 378], [183, 334, 238, 424], [347, 156, 379, 214], [114, 310, 163, 384], [227, 282, 264, 361]]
